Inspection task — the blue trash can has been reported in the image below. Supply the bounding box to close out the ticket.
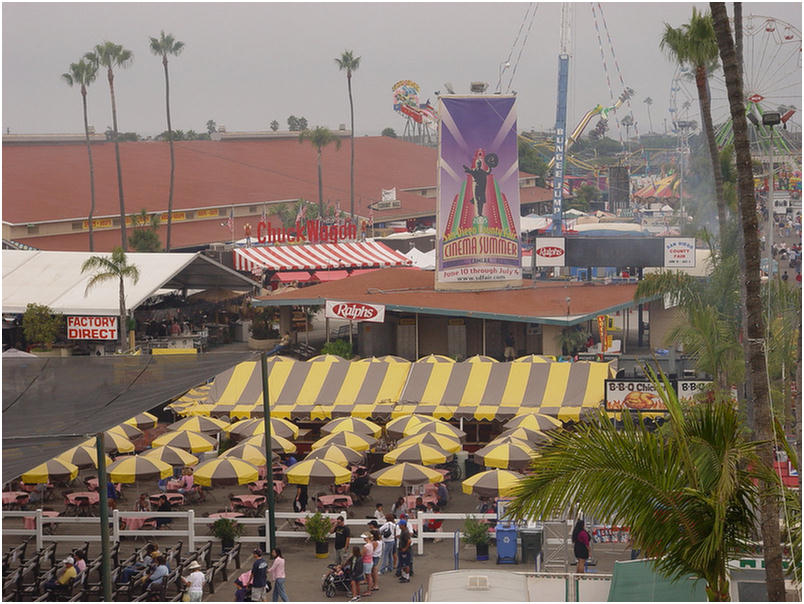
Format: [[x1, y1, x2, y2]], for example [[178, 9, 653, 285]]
[[495, 522, 518, 564]]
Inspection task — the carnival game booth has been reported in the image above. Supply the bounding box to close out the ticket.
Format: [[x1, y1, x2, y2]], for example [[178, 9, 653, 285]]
[[166, 355, 616, 448]]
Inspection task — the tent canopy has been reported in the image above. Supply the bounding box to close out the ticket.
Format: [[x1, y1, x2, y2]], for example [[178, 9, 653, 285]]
[[233, 241, 412, 272], [2, 352, 253, 484], [2, 250, 258, 316]]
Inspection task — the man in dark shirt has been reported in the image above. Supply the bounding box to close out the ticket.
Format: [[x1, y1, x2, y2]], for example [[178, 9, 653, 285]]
[[155, 496, 172, 529], [250, 549, 269, 601], [333, 515, 351, 565]]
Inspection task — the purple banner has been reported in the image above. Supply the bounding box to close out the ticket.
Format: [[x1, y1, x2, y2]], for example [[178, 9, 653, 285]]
[[436, 96, 521, 285]]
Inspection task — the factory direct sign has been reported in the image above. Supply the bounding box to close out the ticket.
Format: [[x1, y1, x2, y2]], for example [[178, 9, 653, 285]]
[[67, 316, 118, 340]]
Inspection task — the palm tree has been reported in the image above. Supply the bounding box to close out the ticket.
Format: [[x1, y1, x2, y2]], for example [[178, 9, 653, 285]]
[[661, 8, 727, 250], [335, 50, 361, 220], [81, 247, 140, 353], [62, 58, 99, 252], [643, 97, 654, 133], [298, 127, 342, 216], [507, 373, 760, 601], [85, 42, 133, 251], [149, 31, 185, 252], [710, 4, 785, 598]]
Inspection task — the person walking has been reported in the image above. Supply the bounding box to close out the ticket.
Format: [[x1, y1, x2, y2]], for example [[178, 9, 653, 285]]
[[333, 515, 351, 566], [347, 545, 363, 602], [181, 560, 205, 602], [360, 533, 374, 593], [379, 513, 398, 574], [268, 548, 288, 602], [370, 529, 382, 591], [571, 519, 591, 574], [250, 549, 270, 602]]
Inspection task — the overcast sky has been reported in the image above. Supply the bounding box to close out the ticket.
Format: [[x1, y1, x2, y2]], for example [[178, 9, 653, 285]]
[[3, 2, 801, 139]]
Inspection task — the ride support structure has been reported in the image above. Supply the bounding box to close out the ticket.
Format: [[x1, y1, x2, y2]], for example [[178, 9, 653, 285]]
[[551, 3, 571, 236]]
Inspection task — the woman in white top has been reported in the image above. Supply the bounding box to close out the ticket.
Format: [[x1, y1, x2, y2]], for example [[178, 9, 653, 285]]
[[370, 529, 382, 591], [182, 561, 205, 602]]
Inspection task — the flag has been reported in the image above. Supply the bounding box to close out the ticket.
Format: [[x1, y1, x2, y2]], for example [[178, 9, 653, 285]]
[[227, 210, 234, 233], [295, 201, 305, 224]]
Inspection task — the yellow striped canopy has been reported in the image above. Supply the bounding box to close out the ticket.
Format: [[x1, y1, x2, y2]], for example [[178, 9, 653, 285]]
[[56, 445, 113, 470], [225, 417, 299, 440], [109, 423, 144, 440], [462, 469, 522, 497], [140, 445, 199, 467], [168, 415, 230, 435], [220, 443, 278, 466], [124, 412, 159, 430], [321, 417, 382, 438], [151, 430, 217, 453], [209, 403, 263, 420], [176, 404, 216, 418], [108, 456, 172, 483], [474, 439, 534, 470], [310, 431, 377, 452], [286, 459, 351, 486], [304, 444, 364, 467], [22, 459, 79, 483], [194, 458, 259, 487], [396, 432, 462, 454], [241, 433, 297, 453], [370, 463, 444, 487], [383, 443, 452, 465]]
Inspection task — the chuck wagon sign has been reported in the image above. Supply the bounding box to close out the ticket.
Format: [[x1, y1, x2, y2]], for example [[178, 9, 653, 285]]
[[325, 301, 386, 323]]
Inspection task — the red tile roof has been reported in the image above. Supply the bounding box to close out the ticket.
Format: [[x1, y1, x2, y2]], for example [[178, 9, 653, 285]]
[[256, 268, 640, 323]]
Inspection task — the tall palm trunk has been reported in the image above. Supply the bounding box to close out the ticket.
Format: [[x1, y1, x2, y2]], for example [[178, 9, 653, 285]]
[[694, 65, 728, 249], [317, 150, 324, 216], [119, 275, 127, 353], [107, 67, 127, 251], [163, 56, 175, 252], [347, 71, 355, 219], [710, 4, 785, 599], [81, 85, 97, 252]]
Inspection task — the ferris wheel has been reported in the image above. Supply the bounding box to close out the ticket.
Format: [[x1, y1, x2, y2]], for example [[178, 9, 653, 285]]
[[668, 14, 801, 156]]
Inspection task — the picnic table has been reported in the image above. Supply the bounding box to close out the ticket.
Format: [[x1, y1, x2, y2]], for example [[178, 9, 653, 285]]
[[65, 492, 99, 506], [121, 516, 155, 531], [317, 494, 353, 512], [248, 480, 284, 496], [209, 512, 244, 520], [166, 479, 184, 492], [3, 491, 30, 508], [149, 493, 184, 507], [86, 479, 123, 495], [21, 483, 53, 493], [23, 510, 59, 529], [230, 494, 266, 514]]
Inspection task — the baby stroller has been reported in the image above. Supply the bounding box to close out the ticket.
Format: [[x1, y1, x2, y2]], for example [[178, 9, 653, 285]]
[[322, 563, 353, 598]]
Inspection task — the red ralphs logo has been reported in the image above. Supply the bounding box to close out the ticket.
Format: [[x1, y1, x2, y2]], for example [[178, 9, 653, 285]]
[[331, 303, 379, 321], [536, 246, 564, 258]]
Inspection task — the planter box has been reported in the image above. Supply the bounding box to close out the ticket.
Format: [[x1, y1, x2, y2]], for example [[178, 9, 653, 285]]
[[248, 337, 279, 351]]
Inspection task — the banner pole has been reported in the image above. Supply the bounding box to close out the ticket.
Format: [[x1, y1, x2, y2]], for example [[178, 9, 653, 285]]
[[260, 352, 277, 551]]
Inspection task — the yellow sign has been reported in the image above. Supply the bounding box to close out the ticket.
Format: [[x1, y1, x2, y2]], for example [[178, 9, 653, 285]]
[[159, 212, 186, 223], [82, 218, 114, 230], [197, 209, 219, 218]]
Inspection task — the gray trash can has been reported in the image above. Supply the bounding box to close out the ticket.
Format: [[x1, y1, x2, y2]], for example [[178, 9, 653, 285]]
[[495, 522, 518, 564], [520, 527, 544, 569]]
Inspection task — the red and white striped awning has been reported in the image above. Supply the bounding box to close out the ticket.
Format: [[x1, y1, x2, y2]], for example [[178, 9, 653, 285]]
[[233, 241, 412, 273]]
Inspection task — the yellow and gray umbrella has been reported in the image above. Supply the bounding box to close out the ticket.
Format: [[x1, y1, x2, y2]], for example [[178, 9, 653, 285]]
[[356, 355, 409, 364], [396, 432, 462, 454], [124, 412, 159, 430], [22, 459, 79, 483], [108, 456, 172, 483], [241, 433, 297, 454], [504, 413, 562, 432], [109, 423, 144, 440], [151, 430, 217, 453], [415, 354, 455, 364], [56, 445, 113, 470], [286, 459, 351, 486], [307, 354, 348, 364], [140, 445, 199, 467], [499, 427, 550, 446], [194, 458, 259, 487], [370, 463, 444, 487], [225, 417, 299, 440], [383, 443, 452, 466], [84, 432, 136, 454], [474, 439, 534, 470], [513, 354, 555, 363], [311, 431, 377, 452], [385, 414, 436, 440], [462, 469, 523, 497], [304, 444, 364, 467], [167, 415, 230, 435], [321, 417, 382, 439], [220, 443, 280, 467], [466, 355, 499, 363], [404, 420, 466, 441]]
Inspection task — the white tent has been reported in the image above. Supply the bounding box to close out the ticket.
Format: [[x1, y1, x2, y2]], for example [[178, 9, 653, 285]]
[[404, 247, 436, 270], [2, 250, 258, 315]]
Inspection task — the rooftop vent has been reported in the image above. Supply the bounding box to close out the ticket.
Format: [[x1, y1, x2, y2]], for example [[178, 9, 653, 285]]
[[466, 575, 490, 591]]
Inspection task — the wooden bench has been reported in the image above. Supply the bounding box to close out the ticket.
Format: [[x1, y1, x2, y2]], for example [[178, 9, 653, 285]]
[[290, 343, 317, 360]]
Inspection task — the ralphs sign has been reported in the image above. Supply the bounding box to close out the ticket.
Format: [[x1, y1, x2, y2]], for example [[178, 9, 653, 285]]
[[533, 237, 566, 267], [67, 316, 118, 340], [325, 300, 386, 323]]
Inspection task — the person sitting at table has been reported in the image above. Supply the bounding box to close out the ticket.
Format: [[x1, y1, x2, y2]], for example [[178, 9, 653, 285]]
[[178, 467, 195, 496], [28, 483, 48, 505], [285, 454, 297, 467], [373, 503, 386, 523], [424, 504, 444, 543], [155, 495, 173, 529], [414, 496, 427, 514], [135, 493, 151, 512], [107, 480, 118, 511], [43, 557, 77, 593], [391, 497, 407, 518], [157, 477, 169, 493], [436, 482, 448, 508]]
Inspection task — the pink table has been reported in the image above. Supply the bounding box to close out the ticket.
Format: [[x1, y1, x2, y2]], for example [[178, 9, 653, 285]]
[[317, 494, 353, 510], [3, 491, 30, 506], [230, 494, 266, 510], [86, 479, 122, 495], [65, 492, 99, 505], [248, 480, 284, 496], [21, 483, 53, 493], [166, 479, 184, 492], [149, 493, 184, 506], [209, 512, 244, 519], [121, 516, 156, 530], [23, 510, 59, 529]]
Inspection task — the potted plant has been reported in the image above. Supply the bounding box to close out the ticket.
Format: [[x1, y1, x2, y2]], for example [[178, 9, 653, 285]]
[[304, 512, 332, 558], [209, 517, 245, 554], [22, 303, 64, 354], [462, 516, 492, 561], [248, 308, 280, 350]]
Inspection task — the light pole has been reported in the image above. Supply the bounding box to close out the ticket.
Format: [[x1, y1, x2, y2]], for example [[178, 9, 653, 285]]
[[762, 112, 781, 280], [675, 120, 696, 227]]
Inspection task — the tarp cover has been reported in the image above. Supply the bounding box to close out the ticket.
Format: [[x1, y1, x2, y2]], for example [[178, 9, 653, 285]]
[[2, 351, 253, 484], [607, 559, 707, 601]]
